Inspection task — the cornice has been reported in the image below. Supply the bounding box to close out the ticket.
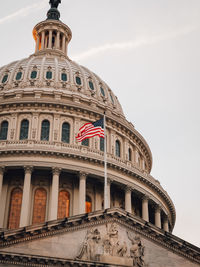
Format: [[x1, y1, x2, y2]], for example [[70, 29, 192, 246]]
[[0, 208, 199, 265]]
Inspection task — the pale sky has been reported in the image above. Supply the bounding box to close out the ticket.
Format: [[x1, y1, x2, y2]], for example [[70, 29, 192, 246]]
[[0, 0, 200, 247]]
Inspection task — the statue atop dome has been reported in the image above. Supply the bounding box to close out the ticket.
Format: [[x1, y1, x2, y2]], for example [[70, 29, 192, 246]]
[[47, 0, 61, 20], [49, 0, 61, 9]]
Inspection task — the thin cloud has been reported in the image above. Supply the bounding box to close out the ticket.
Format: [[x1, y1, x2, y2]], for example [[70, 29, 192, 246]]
[[0, 0, 47, 25], [72, 26, 198, 61]]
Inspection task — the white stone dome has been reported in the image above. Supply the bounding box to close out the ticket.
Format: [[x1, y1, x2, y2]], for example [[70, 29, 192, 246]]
[[0, 54, 124, 117]]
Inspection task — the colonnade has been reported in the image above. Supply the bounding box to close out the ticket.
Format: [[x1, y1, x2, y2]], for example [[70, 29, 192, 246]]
[[35, 29, 68, 55], [0, 166, 169, 232]]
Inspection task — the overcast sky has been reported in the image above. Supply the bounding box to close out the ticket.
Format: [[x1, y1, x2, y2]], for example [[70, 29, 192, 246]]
[[0, 0, 199, 247]]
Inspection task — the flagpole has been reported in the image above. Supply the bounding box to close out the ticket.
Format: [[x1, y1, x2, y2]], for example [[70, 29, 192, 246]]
[[104, 112, 108, 210]]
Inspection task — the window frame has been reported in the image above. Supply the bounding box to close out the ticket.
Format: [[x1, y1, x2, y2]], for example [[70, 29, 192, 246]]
[[0, 120, 8, 140], [41, 120, 50, 141], [61, 122, 70, 143], [19, 119, 29, 140]]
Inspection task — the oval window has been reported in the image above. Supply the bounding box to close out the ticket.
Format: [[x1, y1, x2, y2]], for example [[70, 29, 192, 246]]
[[16, 72, 22, 81], [31, 71, 37, 79], [61, 73, 67, 81], [100, 87, 105, 97], [46, 71, 52, 80], [75, 76, 82, 85], [2, 74, 8, 84], [89, 81, 94, 90]]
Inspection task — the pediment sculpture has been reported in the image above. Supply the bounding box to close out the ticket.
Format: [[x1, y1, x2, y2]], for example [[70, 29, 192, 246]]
[[76, 223, 147, 267]]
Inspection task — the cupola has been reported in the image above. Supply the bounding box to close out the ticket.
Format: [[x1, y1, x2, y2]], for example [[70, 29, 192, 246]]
[[32, 0, 72, 57]]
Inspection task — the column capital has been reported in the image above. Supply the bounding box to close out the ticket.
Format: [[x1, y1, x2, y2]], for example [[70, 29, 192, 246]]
[[79, 171, 88, 179], [24, 166, 33, 174], [107, 178, 113, 185], [155, 204, 162, 212], [142, 194, 149, 201], [52, 167, 62, 176], [125, 186, 132, 193], [163, 214, 169, 221]]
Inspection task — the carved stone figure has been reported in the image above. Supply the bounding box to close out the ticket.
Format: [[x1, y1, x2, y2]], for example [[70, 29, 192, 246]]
[[103, 223, 119, 256], [77, 228, 101, 261], [127, 231, 145, 267], [117, 241, 127, 257], [49, 0, 61, 9]]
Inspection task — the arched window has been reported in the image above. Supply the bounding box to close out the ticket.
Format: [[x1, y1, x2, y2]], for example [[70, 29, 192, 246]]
[[8, 188, 23, 229], [32, 188, 47, 224], [0, 121, 8, 140], [82, 138, 89, 146], [115, 140, 120, 157], [62, 122, 70, 143], [86, 195, 92, 213], [41, 120, 50, 141], [20, 119, 29, 140], [100, 137, 104, 152], [58, 190, 70, 219], [128, 148, 132, 161]]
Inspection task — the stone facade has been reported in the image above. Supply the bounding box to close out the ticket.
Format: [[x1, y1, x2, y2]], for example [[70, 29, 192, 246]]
[[0, 1, 199, 266]]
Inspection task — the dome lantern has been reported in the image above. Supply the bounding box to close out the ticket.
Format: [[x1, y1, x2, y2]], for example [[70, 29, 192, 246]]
[[33, 0, 72, 57]]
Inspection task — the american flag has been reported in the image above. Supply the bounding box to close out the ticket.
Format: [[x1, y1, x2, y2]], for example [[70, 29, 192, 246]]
[[76, 118, 104, 142]]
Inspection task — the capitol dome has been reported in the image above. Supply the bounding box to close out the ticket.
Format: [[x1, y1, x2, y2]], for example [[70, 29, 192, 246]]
[[0, 2, 175, 236]]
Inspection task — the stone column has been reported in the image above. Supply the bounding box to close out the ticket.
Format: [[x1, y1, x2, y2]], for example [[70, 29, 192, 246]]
[[41, 31, 45, 50], [0, 167, 5, 200], [62, 35, 66, 53], [125, 186, 132, 213], [79, 172, 87, 214], [155, 205, 161, 228], [49, 167, 61, 221], [56, 31, 60, 49], [20, 166, 33, 227], [142, 195, 149, 222], [163, 216, 169, 232], [36, 34, 40, 52], [48, 30, 53, 49]]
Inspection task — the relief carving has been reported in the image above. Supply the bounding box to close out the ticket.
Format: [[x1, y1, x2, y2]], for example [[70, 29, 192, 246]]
[[77, 228, 101, 261], [127, 231, 145, 267], [76, 224, 146, 266]]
